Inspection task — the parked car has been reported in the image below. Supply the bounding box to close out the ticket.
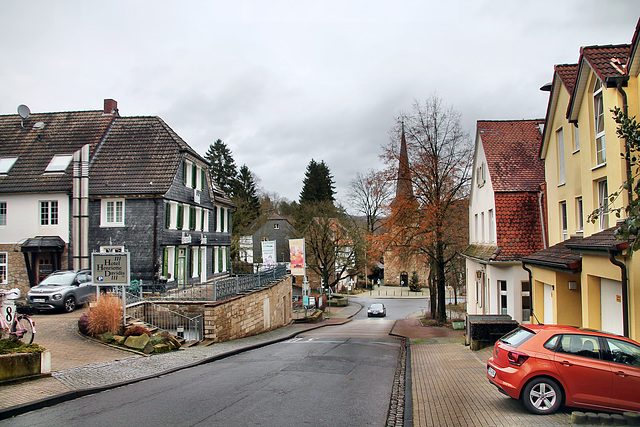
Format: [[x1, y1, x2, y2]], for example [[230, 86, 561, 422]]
[[487, 324, 640, 415], [367, 303, 386, 317], [26, 270, 95, 312]]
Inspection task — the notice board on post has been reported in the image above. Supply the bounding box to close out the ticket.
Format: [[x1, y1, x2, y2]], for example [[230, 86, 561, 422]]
[[92, 252, 130, 286]]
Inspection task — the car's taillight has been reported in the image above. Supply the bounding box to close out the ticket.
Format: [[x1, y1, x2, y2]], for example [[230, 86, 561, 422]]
[[507, 350, 529, 366]]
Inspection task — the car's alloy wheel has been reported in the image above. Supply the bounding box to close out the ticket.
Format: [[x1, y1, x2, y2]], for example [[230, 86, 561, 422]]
[[64, 296, 76, 313], [522, 377, 562, 414]]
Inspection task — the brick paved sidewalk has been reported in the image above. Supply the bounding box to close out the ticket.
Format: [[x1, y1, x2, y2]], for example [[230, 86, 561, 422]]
[[410, 341, 572, 426]]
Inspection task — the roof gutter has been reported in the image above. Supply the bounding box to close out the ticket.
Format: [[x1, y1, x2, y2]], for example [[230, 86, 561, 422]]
[[608, 248, 629, 337], [521, 262, 541, 325]]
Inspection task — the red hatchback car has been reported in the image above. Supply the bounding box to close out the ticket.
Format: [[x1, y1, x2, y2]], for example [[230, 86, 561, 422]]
[[487, 324, 640, 415]]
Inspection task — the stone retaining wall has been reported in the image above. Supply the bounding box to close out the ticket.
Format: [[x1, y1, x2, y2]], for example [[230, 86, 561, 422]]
[[129, 276, 292, 343], [203, 276, 292, 342]]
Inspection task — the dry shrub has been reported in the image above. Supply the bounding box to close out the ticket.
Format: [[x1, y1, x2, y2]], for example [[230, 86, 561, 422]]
[[88, 294, 123, 336], [124, 324, 152, 337]]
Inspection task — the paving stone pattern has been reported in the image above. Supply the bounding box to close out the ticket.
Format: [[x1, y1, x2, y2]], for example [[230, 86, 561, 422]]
[[411, 340, 572, 426]]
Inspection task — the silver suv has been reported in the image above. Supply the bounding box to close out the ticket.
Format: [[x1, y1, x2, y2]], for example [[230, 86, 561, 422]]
[[26, 270, 95, 312]]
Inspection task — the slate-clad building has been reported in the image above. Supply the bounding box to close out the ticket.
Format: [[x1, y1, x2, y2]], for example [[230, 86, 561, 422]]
[[0, 99, 233, 294]]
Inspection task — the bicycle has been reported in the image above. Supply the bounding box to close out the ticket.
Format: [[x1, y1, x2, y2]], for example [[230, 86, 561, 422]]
[[1, 288, 36, 344]]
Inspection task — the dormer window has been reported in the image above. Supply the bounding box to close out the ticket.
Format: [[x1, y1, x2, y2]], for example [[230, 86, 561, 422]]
[[0, 157, 18, 174], [274, 223, 280, 230], [45, 154, 73, 173]]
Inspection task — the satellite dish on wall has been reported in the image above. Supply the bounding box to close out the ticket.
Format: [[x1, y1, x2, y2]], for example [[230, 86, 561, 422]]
[[17, 104, 31, 128]]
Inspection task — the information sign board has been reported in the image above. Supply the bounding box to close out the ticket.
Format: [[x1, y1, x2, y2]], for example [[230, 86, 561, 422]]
[[92, 252, 130, 286]]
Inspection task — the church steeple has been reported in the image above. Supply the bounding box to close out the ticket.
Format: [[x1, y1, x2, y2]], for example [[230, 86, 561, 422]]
[[395, 123, 413, 201]]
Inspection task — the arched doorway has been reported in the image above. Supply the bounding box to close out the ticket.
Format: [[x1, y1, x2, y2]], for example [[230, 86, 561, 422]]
[[400, 271, 409, 287]]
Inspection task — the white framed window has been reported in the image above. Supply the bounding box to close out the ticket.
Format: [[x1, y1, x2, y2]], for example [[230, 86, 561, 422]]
[[488, 209, 494, 243], [474, 214, 478, 242], [573, 124, 580, 152], [100, 246, 124, 252], [557, 128, 565, 185], [203, 209, 209, 232], [101, 199, 125, 227], [598, 179, 609, 230], [560, 201, 568, 241], [40, 201, 58, 226], [481, 212, 485, 242], [45, 154, 73, 173], [0, 157, 18, 175], [594, 80, 606, 166], [499, 280, 507, 315], [0, 202, 6, 226], [576, 197, 583, 232], [521, 281, 531, 322], [0, 252, 7, 285]]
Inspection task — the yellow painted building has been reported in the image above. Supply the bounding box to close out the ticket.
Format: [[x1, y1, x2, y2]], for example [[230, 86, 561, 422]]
[[523, 20, 640, 341]]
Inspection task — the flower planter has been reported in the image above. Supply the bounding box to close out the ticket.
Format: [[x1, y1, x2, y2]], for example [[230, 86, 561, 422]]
[[0, 350, 51, 382]]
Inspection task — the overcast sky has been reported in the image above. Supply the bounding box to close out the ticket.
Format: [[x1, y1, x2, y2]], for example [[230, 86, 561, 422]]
[[1, 1, 638, 207]]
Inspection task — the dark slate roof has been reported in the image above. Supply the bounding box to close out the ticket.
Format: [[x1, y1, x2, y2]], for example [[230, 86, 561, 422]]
[[89, 117, 186, 195], [521, 237, 582, 273], [565, 226, 629, 254], [494, 192, 544, 260], [0, 110, 116, 193], [477, 120, 545, 192]]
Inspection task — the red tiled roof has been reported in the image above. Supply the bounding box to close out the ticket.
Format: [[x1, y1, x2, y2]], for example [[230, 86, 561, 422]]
[[494, 192, 544, 260], [555, 64, 579, 95], [629, 18, 640, 76], [0, 111, 116, 193], [477, 120, 545, 192], [581, 44, 630, 82]]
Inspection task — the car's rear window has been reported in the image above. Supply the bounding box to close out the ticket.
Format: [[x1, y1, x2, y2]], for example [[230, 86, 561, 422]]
[[499, 327, 535, 348]]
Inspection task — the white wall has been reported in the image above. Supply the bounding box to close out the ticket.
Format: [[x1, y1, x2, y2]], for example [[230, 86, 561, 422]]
[[469, 137, 496, 245], [0, 193, 70, 244]]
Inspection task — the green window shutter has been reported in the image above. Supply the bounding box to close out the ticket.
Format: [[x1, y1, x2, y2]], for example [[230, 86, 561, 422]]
[[189, 206, 196, 230], [174, 249, 179, 282], [201, 209, 205, 231], [162, 248, 169, 277], [191, 164, 197, 188], [228, 210, 232, 233], [177, 204, 183, 230], [201, 168, 206, 190], [165, 202, 171, 229], [218, 247, 223, 272], [186, 247, 192, 278], [198, 247, 202, 276], [213, 207, 217, 232], [183, 161, 188, 186]]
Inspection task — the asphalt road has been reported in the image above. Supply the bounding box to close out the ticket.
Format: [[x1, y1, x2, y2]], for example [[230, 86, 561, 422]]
[[3, 299, 423, 427]]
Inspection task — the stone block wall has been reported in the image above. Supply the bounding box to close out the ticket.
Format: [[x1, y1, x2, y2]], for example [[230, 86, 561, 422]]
[[203, 276, 292, 342]]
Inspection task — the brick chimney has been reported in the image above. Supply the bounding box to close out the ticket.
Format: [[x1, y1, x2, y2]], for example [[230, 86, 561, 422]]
[[103, 99, 118, 115]]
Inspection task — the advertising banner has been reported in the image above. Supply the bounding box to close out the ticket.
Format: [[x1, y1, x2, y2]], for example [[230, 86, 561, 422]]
[[289, 238, 305, 276], [261, 240, 277, 267]]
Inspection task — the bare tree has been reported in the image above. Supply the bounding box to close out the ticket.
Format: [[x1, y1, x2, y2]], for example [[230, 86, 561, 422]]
[[347, 169, 393, 235], [376, 95, 472, 322]]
